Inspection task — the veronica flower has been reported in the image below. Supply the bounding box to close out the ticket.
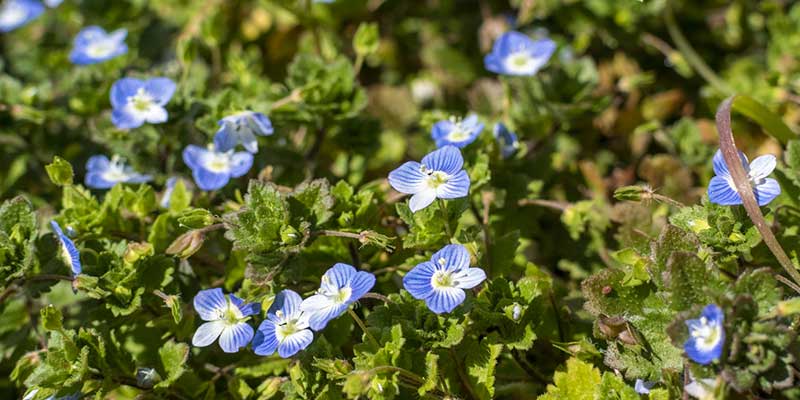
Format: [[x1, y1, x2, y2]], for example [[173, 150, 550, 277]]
[[110, 77, 176, 129], [634, 379, 655, 395], [0, 0, 43, 33], [484, 31, 556, 76], [182, 144, 253, 191], [252, 290, 314, 358], [387, 145, 470, 212], [708, 149, 780, 206], [494, 123, 519, 158], [69, 26, 127, 65], [160, 177, 178, 209], [684, 304, 724, 365], [51, 221, 81, 276], [192, 288, 260, 353], [214, 111, 274, 153], [84, 155, 152, 189], [431, 114, 484, 148], [300, 263, 375, 331], [403, 244, 486, 314]]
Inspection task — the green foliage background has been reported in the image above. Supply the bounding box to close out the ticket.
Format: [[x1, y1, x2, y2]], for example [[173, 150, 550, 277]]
[[4, 0, 800, 399]]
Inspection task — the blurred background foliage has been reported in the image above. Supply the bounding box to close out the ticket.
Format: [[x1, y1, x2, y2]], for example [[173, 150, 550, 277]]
[[4, 0, 800, 399]]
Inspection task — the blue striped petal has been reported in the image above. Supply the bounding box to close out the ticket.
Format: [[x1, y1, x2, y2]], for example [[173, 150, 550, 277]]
[[409, 189, 437, 212], [424, 286, 466, 314], [228, 152, 253, 178], [707, 176, 741, 206], [229, 294, 261, 317], [347, 270, 376, 304], [144, 78, 177, 106], [213, 127, 239, 153], [388, 161, 426, 194], [403, 261, 436, 300], [252, 320, 279, 356], [268, 289, 303, 322], [421, 145, 464, 175], [711, 149, 747, 177], [51, 221, 81, 275], [436, 170, 470, 199], [431, 244, 471, 271], [219, 322, 254, 353], [754, 178, 781, 206], [278, 329, 313, 358], [454, 267, 486, 289], [193, 288, 227, 321], [110, 78, 144, 109], [193, 168, 229, 191]]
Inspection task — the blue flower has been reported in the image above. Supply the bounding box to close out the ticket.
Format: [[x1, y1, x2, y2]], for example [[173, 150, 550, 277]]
[[634, 379, 655, 395], [192, 288, 260, 353], [684, 304, 725, 365], [0, 0, 43, 33], [252, 290, 314, 358], [484, 31, 556, 76], [300, 263, 375, 331], [182, 144, 253, 191], [84, 155, 152, 189], [214, 111, 274, 153], [50, 221, 81, 276], [708, 149, 780, 206], [493, 123, 519, 158], [110, 77, 176, 129], [387, 145, 470, 212], [431, 114, 484, 148], [160, 177, 178, 209], [69, 26, 127, 65], [403, 244, 486, 314]]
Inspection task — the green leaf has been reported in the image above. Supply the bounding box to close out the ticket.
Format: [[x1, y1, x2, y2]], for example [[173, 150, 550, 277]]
[[353, 22, 379, 57], [224, 180, 290, 253], [731, 95, 796, 145], [40, 305, 63, 332], [464, 337, 502, 400], [537, 357, 601, 400], [45, 156, 74, 186], [156, 340, 189, 388], [418, 352, 439, 396]]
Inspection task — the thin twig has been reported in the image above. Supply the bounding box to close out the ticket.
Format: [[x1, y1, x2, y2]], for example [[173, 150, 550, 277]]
[[716, 97, 800, 290], [517, 199, 569, 211], [362, 292, 393, 303], [347, 308, 380, 348]]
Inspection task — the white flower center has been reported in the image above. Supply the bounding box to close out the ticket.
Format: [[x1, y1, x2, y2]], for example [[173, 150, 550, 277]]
[[275, 319, 302, 342], [128, 88, 155, 113], [203, 151, 232, 173], [431, 270, 455, 289], [101, 157, 132, 183], [504, 52, 535, 73], [422, 168, 449, 189], [0, 3, 26, 28], [215, 301, 245, 325], [86, 40, 117, 58], [690, 316, 722, 351]]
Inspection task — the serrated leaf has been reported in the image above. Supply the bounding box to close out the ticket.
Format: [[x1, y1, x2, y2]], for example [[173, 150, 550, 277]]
[[45, 156, 74, 186]]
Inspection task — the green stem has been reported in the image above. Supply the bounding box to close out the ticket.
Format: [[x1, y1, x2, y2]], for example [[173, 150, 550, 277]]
[[348, 308, 380, 348], [438, 198, 453, 240], [716, 97, 800, 292], [664, 1, 734, 95]]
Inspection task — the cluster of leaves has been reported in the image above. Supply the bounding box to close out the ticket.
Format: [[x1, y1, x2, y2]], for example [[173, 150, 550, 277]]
[[5, 0, 800, 399]]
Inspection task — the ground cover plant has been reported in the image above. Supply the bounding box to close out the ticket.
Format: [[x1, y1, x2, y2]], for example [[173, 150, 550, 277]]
[[4, 0, 800, 399]]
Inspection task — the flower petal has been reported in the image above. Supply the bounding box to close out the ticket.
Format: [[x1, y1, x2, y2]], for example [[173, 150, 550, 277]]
[[228, 152, 253, 178], [213, 125, 239, 153], [193, 288, 227, 321], [278, 329, 313, 358], [421, 145, 464, 175], [711, 148, 747, 177], [436, 170, 470, 199], [110, 78, 144, 109], [219, 322, 254, 353], [754, 178, 781, 206], [182, 145, 206, 171], [325, 263, 356, 291], [455, 267, 486, 290], [229, 294, 261, 317], [424, 286, 466, 314], [193, 168, 230, 191], [85, 172, 116, 189], [192, 320, 225, 347], [144, 78, 177, 106], [707, 176, 741, 206], [268, 289, 304, 321], [431, 244, 471, 271], [86, 155, 110, 172], [748, 154, 777, 180], [300, 294, 342, 331], [403, 261, 436, 300], [252, 320, 279, 356], [409, 189, 437, 212], [111, 108, 144, 130], [140, 105, 168, 124], [347, 271, 376, 304], [388, 161, 426, 194]]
